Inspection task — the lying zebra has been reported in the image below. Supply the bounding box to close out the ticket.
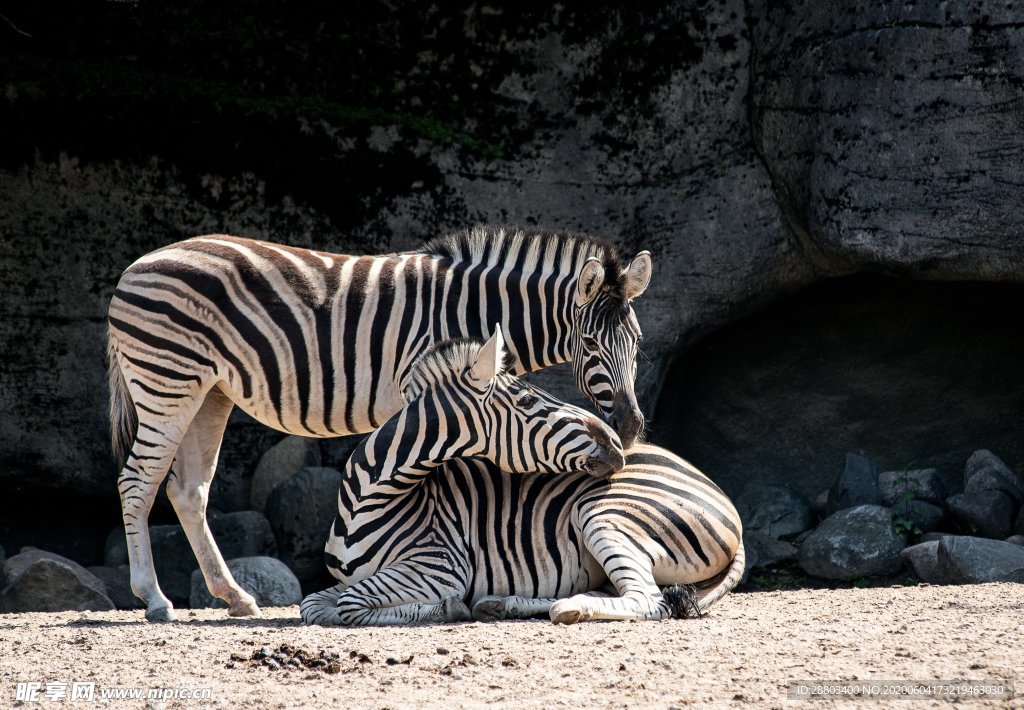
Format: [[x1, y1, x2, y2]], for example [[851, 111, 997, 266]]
[[302, 332, 743, 626]]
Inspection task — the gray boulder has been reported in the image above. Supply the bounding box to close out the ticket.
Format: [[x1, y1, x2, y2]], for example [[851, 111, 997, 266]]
[[739, 543, 759, 588], [798, 505, 906, 580], [189, 556, 301, 609], [1, 551, 114, 613], [320, 434, 370, 470], [250, 435, 321, 512], [4, 548, 94, 584], [209, 511, 278, 559], [87, 565, 144, 610], [890, 499, 944, 536], [265, 466, 342, 581], [827, 453, 880, 515], [946, 491, 1014, 540], [879, 469, 947, 507], [736, 484, 813, 539], [935, 536, 1024, 584], [812, 490, 829, 521], [1006, 535, 1024, 548], [899, 541, 945, 584], [103, 527, 128, 568], [149, 526, 199, 604], [964, 450, 1024, 504], [743, 531, 798, 569]]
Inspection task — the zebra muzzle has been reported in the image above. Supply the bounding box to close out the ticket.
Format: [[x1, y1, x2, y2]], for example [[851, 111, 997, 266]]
[[583, 445, 625, 478]]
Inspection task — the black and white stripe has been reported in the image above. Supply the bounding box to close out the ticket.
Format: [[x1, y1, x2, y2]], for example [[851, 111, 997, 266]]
[[106, 225, 651, 621], [302, 333, 626, 626], [302, 417, 743, 625]]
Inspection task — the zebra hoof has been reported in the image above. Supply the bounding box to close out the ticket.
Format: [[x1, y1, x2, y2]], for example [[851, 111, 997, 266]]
[[228, 599, 262, 617], [442, 597, 473, 622], [471, 597, 509, 622], [549, 601, 583, 625], [145, 605, 177, 623]]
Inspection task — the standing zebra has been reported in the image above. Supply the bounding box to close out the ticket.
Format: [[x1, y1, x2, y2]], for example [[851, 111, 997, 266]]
[[107, 225, 652, 621], [301, 338, 743, 627]]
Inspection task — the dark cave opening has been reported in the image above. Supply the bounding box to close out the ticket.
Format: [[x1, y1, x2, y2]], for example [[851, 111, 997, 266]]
[[649, 274, 1024, 501]]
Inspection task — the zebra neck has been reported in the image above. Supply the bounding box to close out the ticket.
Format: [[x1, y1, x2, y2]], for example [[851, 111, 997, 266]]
[[426, 255, 577, 374], [340, 395, 470, 501]]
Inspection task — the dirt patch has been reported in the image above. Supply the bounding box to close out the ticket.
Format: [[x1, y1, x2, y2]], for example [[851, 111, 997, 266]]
[[0, 584, 1020, 708]]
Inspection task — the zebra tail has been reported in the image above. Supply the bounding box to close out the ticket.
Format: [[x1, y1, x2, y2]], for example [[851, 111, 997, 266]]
[[107, 338, 137, 466], [662, 538, 747, 619]]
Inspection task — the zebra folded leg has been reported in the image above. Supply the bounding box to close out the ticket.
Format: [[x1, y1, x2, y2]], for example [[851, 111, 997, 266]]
[[301, 560, 470, 627], [299, 584, 346, 625], [550, 528, 673, 624], [472, 589, 615, 622], [549, 587, 668, 624], [302, 592, 472, 627], [165, 387, 259, 617], [471, 595, 556, 621]]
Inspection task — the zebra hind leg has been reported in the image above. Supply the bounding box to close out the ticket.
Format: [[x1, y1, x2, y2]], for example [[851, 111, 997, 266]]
[[165, 387, 259, 617], [300, 584, 346, 625], [549, 528, 669, 624], [119, 407, 198, 622]]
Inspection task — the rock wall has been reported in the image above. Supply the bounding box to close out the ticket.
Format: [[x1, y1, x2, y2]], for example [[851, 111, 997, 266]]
[[1, 0, 1023, 563], [751, 0, 1024, 279]]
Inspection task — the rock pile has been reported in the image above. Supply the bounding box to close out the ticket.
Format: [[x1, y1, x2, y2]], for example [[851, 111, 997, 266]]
[[0, 435, 347, 613], [0, 549, 114, 613], [738, 448, 1024, 586]]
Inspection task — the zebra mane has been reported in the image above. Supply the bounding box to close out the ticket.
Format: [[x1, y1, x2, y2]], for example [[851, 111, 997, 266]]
[[421, 225, 628, 300], [402, 337, 518, 400]]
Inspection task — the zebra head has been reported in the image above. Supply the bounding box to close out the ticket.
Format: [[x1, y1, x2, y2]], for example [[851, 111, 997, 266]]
[[570, 250, 653, 449], [405, 329, 625, 477], [468, 328, 625, 477]]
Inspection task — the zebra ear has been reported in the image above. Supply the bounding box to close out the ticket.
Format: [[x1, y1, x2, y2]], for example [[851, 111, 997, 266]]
[[469, 325, 506, 383], [623, 251, 652, 301], [576, 257, 605, 306]]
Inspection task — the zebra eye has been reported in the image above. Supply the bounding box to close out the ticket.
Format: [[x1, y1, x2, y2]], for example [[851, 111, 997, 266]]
[[581, 335, 599, 351], [518, 393, 539, 409]]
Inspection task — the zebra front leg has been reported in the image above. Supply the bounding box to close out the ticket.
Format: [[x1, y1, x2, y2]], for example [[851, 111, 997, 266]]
[[301, 560, 469, 627], [165, 388, 259, 617]]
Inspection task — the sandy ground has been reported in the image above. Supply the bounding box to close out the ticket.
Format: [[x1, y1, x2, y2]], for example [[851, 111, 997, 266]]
[[1, 584, 1021, 709]]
